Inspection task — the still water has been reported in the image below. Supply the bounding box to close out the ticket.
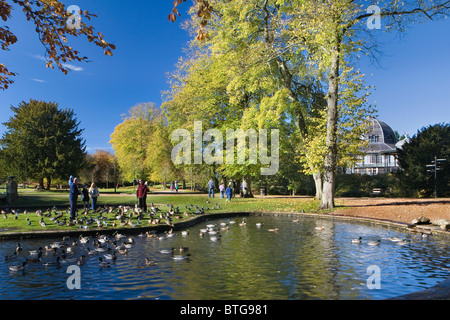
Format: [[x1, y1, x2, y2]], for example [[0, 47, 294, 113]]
[[0, 215, 448, 300]]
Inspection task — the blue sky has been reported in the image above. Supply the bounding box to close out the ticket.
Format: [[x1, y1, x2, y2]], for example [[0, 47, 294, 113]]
[[1, 1, 449, 153]]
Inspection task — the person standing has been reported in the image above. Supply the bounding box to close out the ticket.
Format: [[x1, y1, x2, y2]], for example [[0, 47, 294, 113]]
[[136, 179, 148, 213], [207, 178, 215, 198], [219, 182, 225, 198], [69, 177, 80, 221], [81, 184, 90, 211], [89, 182, 99, 211], [225, 185, 232, 202]]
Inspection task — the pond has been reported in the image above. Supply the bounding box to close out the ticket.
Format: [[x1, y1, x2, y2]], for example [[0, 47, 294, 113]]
[[0, 215, 448, 300]]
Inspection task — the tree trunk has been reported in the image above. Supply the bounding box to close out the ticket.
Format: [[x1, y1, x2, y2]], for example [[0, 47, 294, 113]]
[[39, 177, 44, 190], [313, 172, 323, 200], [320, 38, 340, 210], [46, 176, 51, 190], [241, 176, 254, 198]]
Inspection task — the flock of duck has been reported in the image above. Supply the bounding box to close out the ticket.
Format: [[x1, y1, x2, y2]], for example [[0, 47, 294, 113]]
[[4, 229, 193, 272], [4, 215, 281, 273]]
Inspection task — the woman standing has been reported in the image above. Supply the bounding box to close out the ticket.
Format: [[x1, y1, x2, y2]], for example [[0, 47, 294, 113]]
[[89, 182, 99, 211]]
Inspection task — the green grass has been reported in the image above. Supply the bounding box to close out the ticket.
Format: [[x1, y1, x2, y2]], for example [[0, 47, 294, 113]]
[[1, 191, 320, 233]]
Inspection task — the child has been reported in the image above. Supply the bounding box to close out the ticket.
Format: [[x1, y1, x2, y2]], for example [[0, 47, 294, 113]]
[[225, 186, 232, 202]]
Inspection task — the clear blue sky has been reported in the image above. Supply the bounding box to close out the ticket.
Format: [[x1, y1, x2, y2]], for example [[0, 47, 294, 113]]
[[1, 1, 449, 153]]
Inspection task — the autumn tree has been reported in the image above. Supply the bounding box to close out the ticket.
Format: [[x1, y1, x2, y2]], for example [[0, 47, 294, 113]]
[[0, 0, 115, 90], [0, 99, 86, 189], [110, 103, 163, 182], [170, 0, 450, 208]]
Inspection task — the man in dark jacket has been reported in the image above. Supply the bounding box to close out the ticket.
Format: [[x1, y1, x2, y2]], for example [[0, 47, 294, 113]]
[[69, 177, 80, 220], [136, 179, 148, 213]]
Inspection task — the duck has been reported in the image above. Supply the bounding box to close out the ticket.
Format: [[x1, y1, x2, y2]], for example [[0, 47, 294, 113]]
[[239, 220, 247, 226], [181, 230, 189, 236], [292, 219, 299, 223], [396, 238, 411, 246], [210, 235, 220, 242], [98, 257, 111, 267], [387, 236, 402, 242], [351, 237, 362, 244], [315, 226, 325, 231], [159, 248, 174, 254], [368, 240, 381, 246], [268, 228, 278, 232], [145, 258, 157, 266], [179, 246, 189, 252], [172, 253, 190, 261], [9, 261, 27, 272], [256, 222, 263, 228], [103, 253, 116, 261], [77, 255, 86, 266]]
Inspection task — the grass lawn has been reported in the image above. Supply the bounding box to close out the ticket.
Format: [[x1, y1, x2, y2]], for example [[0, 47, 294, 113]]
[[0, 189, 321, 233]]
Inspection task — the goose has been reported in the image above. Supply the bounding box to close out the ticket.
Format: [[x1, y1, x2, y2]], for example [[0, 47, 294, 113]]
[[9, 261, 27, 272], [43, 257, 61, 267], [15, 243, 23, 253], [4, 252, 17, 261], [368, 240, 381, 246], [29, 247, 43, 256], [39, 218, 46, 227], [351, 237, 362, 244], [26, 252, 42, 263], [145, 258, 157, 266], [98, 257, 111, 267]]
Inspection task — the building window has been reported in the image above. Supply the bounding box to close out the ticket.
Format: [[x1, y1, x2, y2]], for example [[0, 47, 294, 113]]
[[369, 135, 380, 143]]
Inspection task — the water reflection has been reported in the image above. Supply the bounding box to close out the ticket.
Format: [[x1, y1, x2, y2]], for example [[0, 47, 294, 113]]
[[0, 215, 448, 300]]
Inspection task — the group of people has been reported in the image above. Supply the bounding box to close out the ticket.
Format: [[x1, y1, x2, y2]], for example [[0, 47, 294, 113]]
[[68, 175, 100, 220], [68, 176, 239, 220], [208, 178, 236, 202]]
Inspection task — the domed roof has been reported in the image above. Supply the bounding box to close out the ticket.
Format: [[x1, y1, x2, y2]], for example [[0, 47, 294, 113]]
[[363, 118, 398, 153]]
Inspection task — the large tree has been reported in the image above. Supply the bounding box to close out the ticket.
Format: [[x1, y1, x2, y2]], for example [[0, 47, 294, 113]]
[[110, 103, 162, 182], [397, 123, 450, 197], [170, 0, 450, 209], [0, 99, 86, 189], [0, 0, 115, 90]]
